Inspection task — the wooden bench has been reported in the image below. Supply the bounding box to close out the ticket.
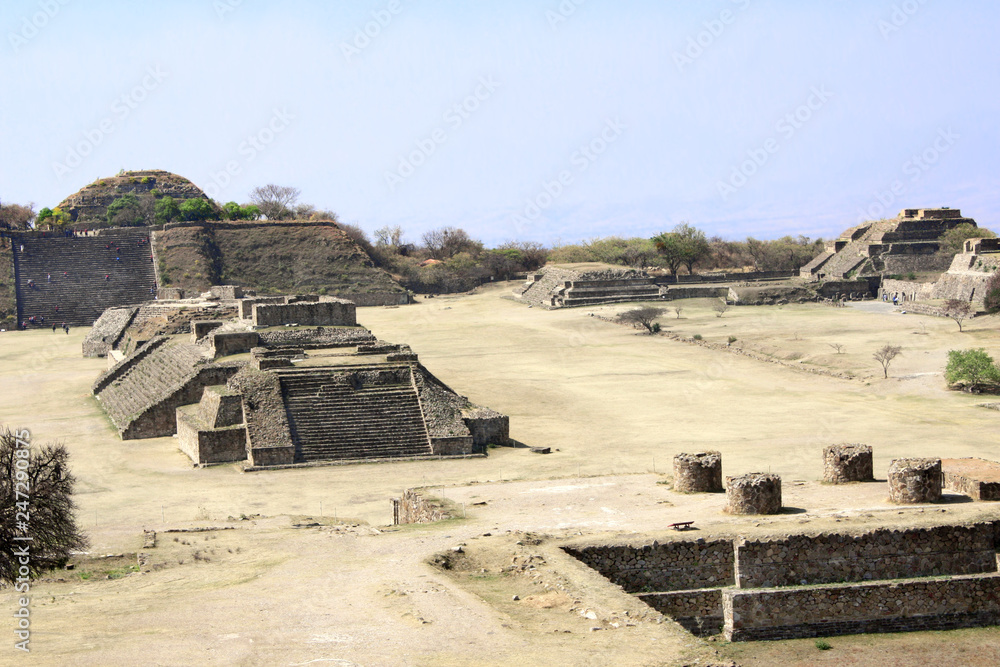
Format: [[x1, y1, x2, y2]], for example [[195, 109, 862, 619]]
[[668, 521, 694, 531]]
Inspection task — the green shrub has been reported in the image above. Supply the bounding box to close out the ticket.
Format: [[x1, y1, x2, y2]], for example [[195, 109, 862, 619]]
[[906, 271, 916, 280], [815, 640, 831, 651], [945, 348, 1000, 391], [693, 334, 702, 340], [728, 335, 737, 344]]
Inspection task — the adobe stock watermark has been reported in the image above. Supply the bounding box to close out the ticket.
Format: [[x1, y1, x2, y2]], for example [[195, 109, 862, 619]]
[[877, 0, 930, 39], [384, 76, 501, 192], [673, 0, 752, 73], [51, 65, 168, 179], [510, 117, 626, 235], [546, 0, 586, 30], [213, 0, 243, 20], [340, 0, 406, 62], [7, 0, 71, 53], [717, 85, 833, 201], [855, 127, 958, 222], [202, 108, 295, 200], [11, 428, 32, 653]]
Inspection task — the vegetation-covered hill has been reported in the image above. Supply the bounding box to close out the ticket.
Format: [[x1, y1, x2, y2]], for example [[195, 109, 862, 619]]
[[155, 221, 406, 296]]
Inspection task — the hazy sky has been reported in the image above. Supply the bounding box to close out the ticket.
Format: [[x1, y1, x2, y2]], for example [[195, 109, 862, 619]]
[[2, 0, 998, 246]]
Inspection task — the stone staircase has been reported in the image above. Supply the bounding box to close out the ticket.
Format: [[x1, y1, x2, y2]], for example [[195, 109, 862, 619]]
[[13, 229, 156, 327], [515, 267, 579, 307], [276, 368, 433, 462], [97, 341, 208, 431], [798, 250, 834, 278]]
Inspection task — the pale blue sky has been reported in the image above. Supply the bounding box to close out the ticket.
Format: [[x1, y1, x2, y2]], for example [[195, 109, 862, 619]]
[[2, 0, 998, 246]]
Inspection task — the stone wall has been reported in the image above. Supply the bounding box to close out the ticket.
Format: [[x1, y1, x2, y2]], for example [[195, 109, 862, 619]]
[[562, 540, 735, 593], [252, 300, 356, 327], [210, 331, 259, 358], [462, 408, 509, 451], [209, 285, 243, 299], [256, 326, 376, 349], [733, 523, 1000, 589], [392, 489, 456, 524], [331, 291, 409, 306], [191, 320, 224, 341], [636, 589, 724, 635], [725, 473, 781, 514], [880, 278, 935, 303], [176, 404, 247, 465], [943, 458, 1000, 501], [723, 573, 1000, 641], [430, 436, 474, 456]]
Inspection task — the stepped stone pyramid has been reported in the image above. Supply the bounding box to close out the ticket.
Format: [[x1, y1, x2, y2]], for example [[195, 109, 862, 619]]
[[88, 293, 509, 467], [801, 208, 977, 281], [13, 228, 156, 327], [515, 267, 661, 308]]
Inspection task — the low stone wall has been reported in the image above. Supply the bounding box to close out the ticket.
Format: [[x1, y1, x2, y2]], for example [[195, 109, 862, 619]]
[[636, 589, 723, 635], [673, 452, 723, 493], [823, 444, 873, 483], [430, 436, 474, 456], [661, 286, 729, 301], [331, 291, 409, 307], [723, 573, 1000, 641], [191, 320, 224, 342], [209, 285, 243, 299], [462, 409, 509, 451], [889, 458, 942, 504], [210, 331, 259, 358], [733, 523, 1000, 589], [562, 539, 735, 593], [256, 326, 376, 349], [725, 473, 781, 515], [943, 458, 1000, 501], [392, 489, 455, 524], [252, 300, 356, 327], [176, 405, 247, 465]]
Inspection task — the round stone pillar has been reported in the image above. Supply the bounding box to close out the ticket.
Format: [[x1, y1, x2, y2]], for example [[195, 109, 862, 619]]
[[888, 458, 942, 504], [725, 473, 782, 515], [823, 444, 874, 484], [673, 451, 723, 493]]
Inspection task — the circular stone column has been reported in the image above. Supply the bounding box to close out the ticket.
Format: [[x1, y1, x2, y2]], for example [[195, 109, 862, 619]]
[[725, 473, 782, 514], [888, 458, 942, 503], [823, 444, 874, 483], [673, 451, 723, 493]]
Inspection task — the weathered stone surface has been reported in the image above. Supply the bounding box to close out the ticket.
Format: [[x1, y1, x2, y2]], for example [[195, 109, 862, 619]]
[[636, 589, 723, 635], [392, 489, 455, 524], [888, 458, 942, 504], [823, 444, 874, 484], [724, 573, 1000, 641], [725, 473, 781, 515], [942, 458, 1000, 501], [252, 300, 356, 327], [673, 451, 723, 493], [562, 540, 735, 593]]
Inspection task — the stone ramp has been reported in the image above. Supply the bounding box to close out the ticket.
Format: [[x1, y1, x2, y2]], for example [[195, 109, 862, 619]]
[[13, 229, 156, 327], [95, 338, 225, 438], [276, 367, 432, 462], [82, 306, 139, 357], [515, 267, 580, 307]]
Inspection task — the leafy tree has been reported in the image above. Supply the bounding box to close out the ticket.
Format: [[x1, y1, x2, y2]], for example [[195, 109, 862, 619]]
[[943, 299, 973, 332], [481, 248, 524, 281], [938, 223, 996, 255], [0, 428, 87, 583], [873, 344, 902, 378], [178, 198, 215, 222], [945, 349, 1000, 392], [105, 194, 145, 226], [248, 184, 300, 220], [674, 223, 711, 274], [155, 196, 181, 224], [652, 231, 685, 275], [616, 306, 665, 333]]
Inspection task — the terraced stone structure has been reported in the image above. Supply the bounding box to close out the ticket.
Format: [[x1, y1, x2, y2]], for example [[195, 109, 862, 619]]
[[565, 521, 1000, 640], [88, 296, 507, 467], [823, 444, 874, 484], [514, 267, 660, 308], [673, 451, 723, 493], [801, 207, 979, 281], [725, 473, 781, 514], [888, 457, 942, 504]]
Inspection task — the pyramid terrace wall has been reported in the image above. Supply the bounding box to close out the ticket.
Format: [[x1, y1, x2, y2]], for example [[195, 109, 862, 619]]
[[252, 299, 356, 327], [562, 540, 735, 593]]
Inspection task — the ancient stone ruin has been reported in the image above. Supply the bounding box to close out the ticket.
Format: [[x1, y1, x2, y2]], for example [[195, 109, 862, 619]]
[[87, 294, 509, 467], [565, 521, 1000, 641], [823, 444, 874, 484], [942, 458, 1000, 501], [672, 451, 723, 493], [725, 473, 782, 515], [888, 458, 943, 504]]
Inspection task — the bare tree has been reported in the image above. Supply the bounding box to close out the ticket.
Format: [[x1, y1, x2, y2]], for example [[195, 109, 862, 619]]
[[713, 300, 730, 318], [421, 227, 481, 259], [943, 299, 973, 332], [673, 306, 683, 319], [828, 343, 845, 354], [248, 184, 301, 220], [873, 344, 902, 378], [0, 428, 87, 583], [616, 306, 665, 334]]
